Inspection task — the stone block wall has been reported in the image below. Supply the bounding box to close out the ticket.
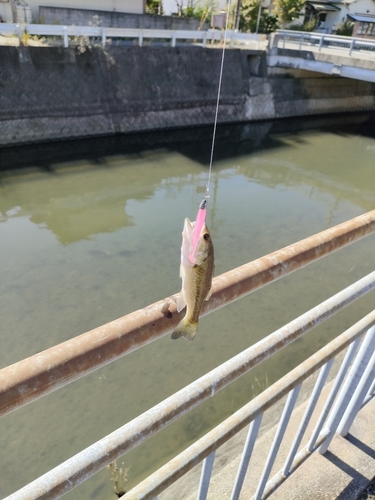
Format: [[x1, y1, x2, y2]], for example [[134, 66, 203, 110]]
[[39, 7, 207, 30], [0, 45, 374, 146]]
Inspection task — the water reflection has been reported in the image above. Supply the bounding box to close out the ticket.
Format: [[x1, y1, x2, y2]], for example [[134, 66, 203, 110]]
[[2, 113, 375, 244], [1, 113, 375, 499]]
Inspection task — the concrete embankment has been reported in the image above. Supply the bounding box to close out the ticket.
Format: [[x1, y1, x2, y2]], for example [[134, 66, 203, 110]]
[[0, 45, 374, 146]]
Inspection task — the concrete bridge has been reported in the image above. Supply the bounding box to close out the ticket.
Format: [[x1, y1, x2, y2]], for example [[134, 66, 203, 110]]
[[267, 30, 375, 83]]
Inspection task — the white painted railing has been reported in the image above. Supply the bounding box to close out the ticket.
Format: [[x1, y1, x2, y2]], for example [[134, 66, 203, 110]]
[[0, 23, 268, 49], [272, 29, 375, 56]]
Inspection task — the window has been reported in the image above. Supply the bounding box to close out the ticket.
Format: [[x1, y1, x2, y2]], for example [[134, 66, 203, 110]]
[[357, 21, 375, 35]]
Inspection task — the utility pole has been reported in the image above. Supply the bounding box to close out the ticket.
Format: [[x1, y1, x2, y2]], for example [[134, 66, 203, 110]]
[[255, 0, 262, 33], [234, 0, 242, 31]]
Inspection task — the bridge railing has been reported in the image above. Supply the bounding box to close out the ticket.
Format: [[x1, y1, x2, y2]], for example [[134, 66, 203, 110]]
[[272, 29, 375, 56], [1, 210, 375, 500], [0, 23, 268, 49]]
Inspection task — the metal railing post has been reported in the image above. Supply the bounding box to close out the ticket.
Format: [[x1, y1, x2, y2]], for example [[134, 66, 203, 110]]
[[63, 26, 68, 48], [138, 30, 143, 47], [101, 28, 106, 47], [197, 451, 215, 500], [16, 23, 21, 44], [254, 385, 301, 500], [319, 326, 375, 454], [362, 376, 375, 406], [349, 39, 355, 55], [171, 32, 176, 47], [230, 30, 235, 48], [283, 359, 333, 476], [306, 336, 361, 452], [230, 414, 262, 500], [202, 32, 207, 48], [368, 377, 375, 397], [319, 35, 324, 51], [337, 343, 375, 436]]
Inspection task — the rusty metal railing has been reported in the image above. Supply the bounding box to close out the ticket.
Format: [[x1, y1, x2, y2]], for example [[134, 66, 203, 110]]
[[1, 209, 375, 418], [2, 210, 375, 500]]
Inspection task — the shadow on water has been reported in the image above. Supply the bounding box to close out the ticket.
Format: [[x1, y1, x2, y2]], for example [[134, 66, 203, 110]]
[[1, 112, 375, 171]]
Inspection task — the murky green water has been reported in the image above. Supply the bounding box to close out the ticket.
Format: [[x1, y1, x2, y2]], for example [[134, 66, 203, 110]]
[[1, 114, 375, 499]]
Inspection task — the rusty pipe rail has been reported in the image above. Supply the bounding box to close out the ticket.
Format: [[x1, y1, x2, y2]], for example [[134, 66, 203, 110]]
[[125, 310, 375, 500], [1, 209, 375, 418], [4, 272, 375, 500]]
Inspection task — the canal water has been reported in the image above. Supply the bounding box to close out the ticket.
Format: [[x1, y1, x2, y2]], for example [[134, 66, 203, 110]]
[[1, 113, 375, 499]]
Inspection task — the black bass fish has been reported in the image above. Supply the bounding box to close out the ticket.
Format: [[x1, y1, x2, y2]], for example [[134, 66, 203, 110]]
[[171, 216, 214, 341]]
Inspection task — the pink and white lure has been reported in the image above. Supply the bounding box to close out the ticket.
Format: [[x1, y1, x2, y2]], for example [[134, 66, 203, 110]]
[[189, 199, 207, 264]]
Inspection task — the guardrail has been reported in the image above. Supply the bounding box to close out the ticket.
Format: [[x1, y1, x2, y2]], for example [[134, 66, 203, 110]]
[[272, 29, 375, 56], [0, 23, 267, 49], [2, 209, 375, 499], [128, 318, 375, 500]]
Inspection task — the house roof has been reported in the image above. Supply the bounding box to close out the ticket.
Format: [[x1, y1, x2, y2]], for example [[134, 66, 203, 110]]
[[306, 1, 341, 10], [347, 13, 375, 22]]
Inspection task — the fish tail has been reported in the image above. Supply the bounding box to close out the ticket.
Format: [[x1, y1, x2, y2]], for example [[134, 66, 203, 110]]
[[171, 318, 198, 342]]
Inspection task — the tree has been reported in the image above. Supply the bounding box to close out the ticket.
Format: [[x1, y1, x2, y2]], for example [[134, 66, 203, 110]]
[[336, 20, 354, 36], [175, 0, 199, 16], [177, 0, 217, 30], [146, 0, 163, 15], [240, 0, 278, 33], [272, 0, 304, 26]]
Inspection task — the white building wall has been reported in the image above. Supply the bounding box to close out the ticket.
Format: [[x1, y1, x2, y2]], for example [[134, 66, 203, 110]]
[[319, 0, 375, 32], [1, 0, 144, 23], [0, 1, 13, 22]]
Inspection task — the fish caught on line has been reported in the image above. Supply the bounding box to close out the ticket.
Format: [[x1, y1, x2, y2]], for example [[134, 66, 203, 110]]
[[171, 204, 214, 342]]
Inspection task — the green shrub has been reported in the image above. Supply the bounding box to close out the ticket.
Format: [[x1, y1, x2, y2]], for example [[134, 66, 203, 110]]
[[336, 20, 354, 36], [240, 0, 279, 33], [273, 0, 305, 25], [146, 0, 163, 15], [288, 19, 316, 32]]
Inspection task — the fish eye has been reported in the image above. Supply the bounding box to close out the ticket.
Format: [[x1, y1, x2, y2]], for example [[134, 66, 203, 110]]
[[203, 233, 210, 241]]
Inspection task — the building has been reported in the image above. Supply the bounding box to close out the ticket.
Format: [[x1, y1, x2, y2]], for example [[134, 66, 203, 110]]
[[0, 0, 145, 24], [347, 12, 375, 38], [299, 0, 375, 34]]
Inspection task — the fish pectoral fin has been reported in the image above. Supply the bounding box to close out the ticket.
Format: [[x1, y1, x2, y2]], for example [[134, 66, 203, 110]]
[[171, 318, 198, 342], [176, 291, 187, 313], [205, 288, 212, 301]]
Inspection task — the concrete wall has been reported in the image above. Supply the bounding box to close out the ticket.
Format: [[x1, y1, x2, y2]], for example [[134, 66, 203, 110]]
[[267, 45, 375, 84], [39, 6, 205, 30], [0, 46, 374, 147]]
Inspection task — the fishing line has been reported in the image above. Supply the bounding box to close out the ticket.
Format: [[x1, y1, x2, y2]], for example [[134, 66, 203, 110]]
[[205, 1, 231, 200]]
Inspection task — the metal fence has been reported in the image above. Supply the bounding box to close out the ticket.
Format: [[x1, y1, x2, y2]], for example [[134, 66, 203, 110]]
[[272, 29, 375, 56], [0, 24, 267, 49], [1, 209, 375, 499], [127, 318, 375, 500]]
